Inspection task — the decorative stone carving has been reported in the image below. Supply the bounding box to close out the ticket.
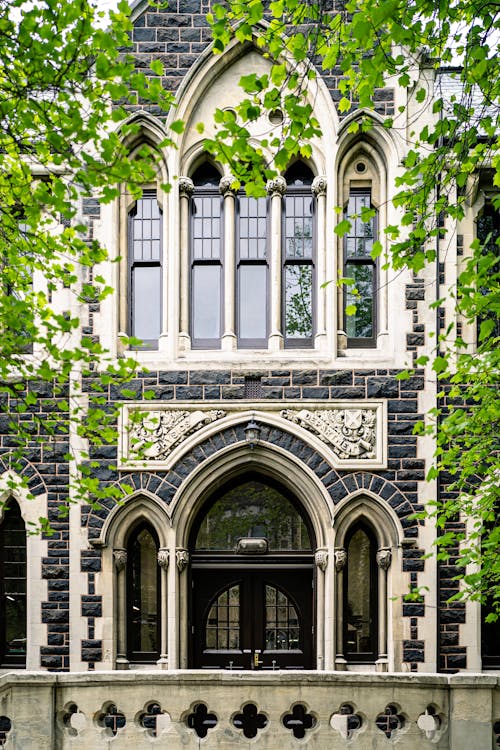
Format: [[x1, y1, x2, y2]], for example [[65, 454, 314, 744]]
[[311, 175, 327, 197], [315, 549, 329, 571], [280, 408, 376, 460], [376, 548, 392, 570], [176, 549, 189, 573], [334, 548, 347, 572], [157, 548, 169, 570], [219, 175, 236, 196], [128, 409, 226, 462], [113, 549, 127, 572], [178, 176, 194, 197], [266, 176, 287, 197]]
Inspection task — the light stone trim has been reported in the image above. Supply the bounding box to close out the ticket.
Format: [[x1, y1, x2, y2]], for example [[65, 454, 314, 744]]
[[118, 400, 387, 471]]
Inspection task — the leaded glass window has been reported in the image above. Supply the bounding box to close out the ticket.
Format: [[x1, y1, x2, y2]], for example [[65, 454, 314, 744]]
[[0, 501, 26, 667], [265, 585, 300, 650], [205, 584, 240, 650]]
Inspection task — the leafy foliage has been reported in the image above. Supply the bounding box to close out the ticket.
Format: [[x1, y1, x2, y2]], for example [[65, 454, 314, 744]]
[[0, 0, 176, 527], [207, 0, 500, 610]]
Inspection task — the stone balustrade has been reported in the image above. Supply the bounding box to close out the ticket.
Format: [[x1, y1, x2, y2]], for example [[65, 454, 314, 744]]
[[0, 671, 499, 749]]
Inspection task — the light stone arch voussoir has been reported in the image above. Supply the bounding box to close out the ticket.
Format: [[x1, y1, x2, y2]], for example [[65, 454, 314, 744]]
[[333, 489, 405, 549], [171, 441, 333, 551], [93, 490, 170, 550]]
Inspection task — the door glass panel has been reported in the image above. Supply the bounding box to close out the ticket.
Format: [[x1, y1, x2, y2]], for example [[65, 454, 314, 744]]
[[194, 480, 311, 551], [205, 584, 240, 650], [265, 585, 300, 650]]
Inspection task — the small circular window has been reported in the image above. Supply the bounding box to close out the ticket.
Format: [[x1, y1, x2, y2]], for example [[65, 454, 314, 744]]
[[355, 161, 367, 174], [269, 109, 284, 125]]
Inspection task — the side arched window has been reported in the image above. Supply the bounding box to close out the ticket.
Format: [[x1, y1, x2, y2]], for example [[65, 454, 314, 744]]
[[344, 522, 378, 661], [0, 500, 27, 667], [128, 190, 163, 348], [283, 163, 315, 347], [126, 524, 160, 663]]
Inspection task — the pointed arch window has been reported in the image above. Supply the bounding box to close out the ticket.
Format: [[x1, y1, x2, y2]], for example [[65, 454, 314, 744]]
[[128, 190, 163, 348], [0, 500, 27, 668], [190, 164, 223, 348], [126, 524, 160, 663], [283, 163, 315, 347], [344, 522, 378, 661]]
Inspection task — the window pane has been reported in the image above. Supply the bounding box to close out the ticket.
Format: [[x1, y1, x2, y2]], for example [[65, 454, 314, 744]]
[[192, 265, 221, 340], [131, 266, 161, 342], [238, 197, 267, 260], [285, 195, 313, 260], [345, 192, 374, 258], [346, 528, 373, 656], [130, 528, 158, 655], [205, 585, 240, 651], [285, 264, 313, 339], [195, 480, 311, 551], [1, 502, 26, 666], [238, 265, 267, 341], [345, 263, 374, 339], [192, 195, 221, 260], [265, 585, 300, 650]]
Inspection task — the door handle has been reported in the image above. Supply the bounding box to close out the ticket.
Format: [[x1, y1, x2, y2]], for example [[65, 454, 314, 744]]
[[253, 650, 263, 669]]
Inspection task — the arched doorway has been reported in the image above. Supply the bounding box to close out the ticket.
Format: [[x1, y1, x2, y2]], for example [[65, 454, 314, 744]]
[[189, 473, 316, 669]]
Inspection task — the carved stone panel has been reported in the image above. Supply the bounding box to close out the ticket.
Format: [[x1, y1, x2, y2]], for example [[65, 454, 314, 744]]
[[280, 407, 377, 460]]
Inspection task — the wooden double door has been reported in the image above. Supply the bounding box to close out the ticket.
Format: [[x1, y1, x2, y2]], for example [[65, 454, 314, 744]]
[[191, 565, 313, 670]]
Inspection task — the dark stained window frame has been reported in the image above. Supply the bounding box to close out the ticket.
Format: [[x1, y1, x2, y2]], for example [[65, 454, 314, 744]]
[[126, 522, 161, 664], [343, 520, 378, 662]]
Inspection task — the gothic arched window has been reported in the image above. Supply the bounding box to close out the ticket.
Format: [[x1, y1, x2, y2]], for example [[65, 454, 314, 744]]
[[126, 524, 160, 663], [0, 500, 27, 668], [344, 522, 378, 661]]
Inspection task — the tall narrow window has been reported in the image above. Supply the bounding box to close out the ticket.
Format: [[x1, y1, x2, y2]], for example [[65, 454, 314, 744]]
[[0, 500, 27, 667], [283, 163, 315, 347], [344, 190, 377, 346], [476, 199, 500, 343], [344, 523, 377, 661], [191, 164, 223, 348], [237, 195, 268, 347], [127, 524, 160, 663], [128, 191, 162, 348]]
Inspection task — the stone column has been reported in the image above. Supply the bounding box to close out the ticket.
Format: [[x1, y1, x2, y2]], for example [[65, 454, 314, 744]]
[[178, 177, 194, 353], [312, 176, 327, 350], [334, 548, 347, 670], [315, 549, 328, 670], [220, 176, 237, 351], [113, 548, 128, 669], [157, 548, 169, 669], [376, 547, 392, 671], [176, 548, 190, 669], [267, 176, 286, 351]]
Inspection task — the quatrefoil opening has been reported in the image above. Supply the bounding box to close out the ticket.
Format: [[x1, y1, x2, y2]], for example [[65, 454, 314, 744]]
[[375, 703, 406, 739], [96, 702, 126, 738], [186, 702, 218, 738], [60, 702, 87, 737], [493, 719, 500, 747], [232, 703, 268, 739], [417, 704, 444, 741], [137, 702, 170, 738], [330, 703, 363, 740], [0, 716, 12, 748], [282, 703, 316, 739]]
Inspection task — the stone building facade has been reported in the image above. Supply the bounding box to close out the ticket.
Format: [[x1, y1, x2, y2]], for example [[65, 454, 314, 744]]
[[0, 1, 499, 748]]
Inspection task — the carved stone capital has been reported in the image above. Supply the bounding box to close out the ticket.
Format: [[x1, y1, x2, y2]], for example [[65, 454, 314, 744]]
[[315, 549, 329, 571], [311, 175, 327, 197], [334, 548, 347, 572], [219, 175, 236, 196], [266, 176, 287, 197], [176, 548, 189, 573], [157, 548, 170, 570], [113, 548, 127, 572], [178, 176, 194, 197], [376, 548, 392, 570]]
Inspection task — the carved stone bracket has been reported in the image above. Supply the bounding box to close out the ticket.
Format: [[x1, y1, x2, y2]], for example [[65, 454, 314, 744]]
[[334, 548, 347, 572], [280, 408, 376, 460], [176, 549, 189, 573], [113, 548, 127, 572], [311, 175, 327, 197], [376, 548, 392, 570], [315, 549, 329, 571], [178, 176, 194, 197], [266, 176, 287, 197], [157, 548, 170, 570], [128, 409, 226, 462]]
